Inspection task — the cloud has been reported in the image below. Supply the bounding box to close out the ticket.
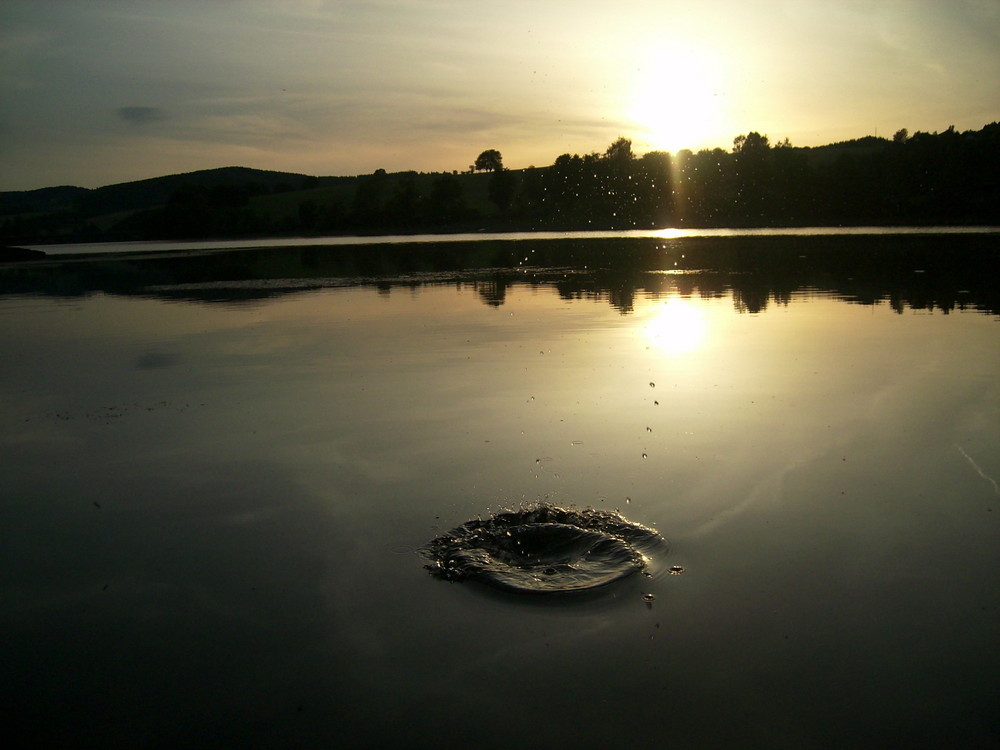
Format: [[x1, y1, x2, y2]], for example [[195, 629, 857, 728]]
[[117, 106, 168, 125], [135, 352, 179, 370]]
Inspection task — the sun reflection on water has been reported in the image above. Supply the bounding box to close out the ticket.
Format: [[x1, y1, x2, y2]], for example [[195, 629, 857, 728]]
[[643, 298, 708, 354]]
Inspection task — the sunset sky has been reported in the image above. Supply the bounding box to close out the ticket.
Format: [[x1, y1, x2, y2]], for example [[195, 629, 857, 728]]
[[1, 0, 998, 191]]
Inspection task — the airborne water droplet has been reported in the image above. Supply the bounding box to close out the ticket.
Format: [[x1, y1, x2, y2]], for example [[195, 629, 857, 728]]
[[642, 453, 647, 459], [649, 382, 655, 388]]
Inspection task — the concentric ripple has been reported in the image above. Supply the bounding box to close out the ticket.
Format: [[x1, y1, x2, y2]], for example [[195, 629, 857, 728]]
[[420, 503, 668, 594]]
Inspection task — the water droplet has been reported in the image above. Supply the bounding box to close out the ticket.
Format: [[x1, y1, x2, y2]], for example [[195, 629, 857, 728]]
[[642, 453, 647, 459], [642, 592, 655, 602], [625, 497, 631, 504], [646, 426, 652, 432], [668, 565, 685, 575], [649, 382, 655, 388], [654, 400, 659, 406]]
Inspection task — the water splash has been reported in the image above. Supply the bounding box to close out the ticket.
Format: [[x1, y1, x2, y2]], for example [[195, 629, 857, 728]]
[[420, 503, 667, 594]]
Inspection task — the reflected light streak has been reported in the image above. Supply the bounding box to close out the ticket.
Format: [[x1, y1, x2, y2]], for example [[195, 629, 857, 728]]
[[643, 298, 708, 355]]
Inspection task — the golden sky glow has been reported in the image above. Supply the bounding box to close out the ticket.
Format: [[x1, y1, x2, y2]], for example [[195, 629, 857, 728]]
[[1, 0, 998, 190]]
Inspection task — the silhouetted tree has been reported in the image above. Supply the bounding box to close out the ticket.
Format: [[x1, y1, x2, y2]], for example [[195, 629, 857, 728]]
[[733, 132, 770, 155], [731, 132, 773, 222], [426, 174, 467, 223], [675, 148, 734, 224], [604, 137, 634, 163], [512, 166, 545, 216], [475, 149, 504, 172], [635, 151, 673, 225], [600, 138, 641, 226], [488, 169, 519, 212], [351, 171, 387, 226], [385, 172, 419, 225]]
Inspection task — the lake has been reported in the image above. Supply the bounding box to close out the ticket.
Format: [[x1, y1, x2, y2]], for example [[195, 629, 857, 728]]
[[2, 232, 998, 749]]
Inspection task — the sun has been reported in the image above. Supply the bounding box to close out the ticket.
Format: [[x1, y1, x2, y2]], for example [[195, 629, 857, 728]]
[[628, 45, 725, 153]]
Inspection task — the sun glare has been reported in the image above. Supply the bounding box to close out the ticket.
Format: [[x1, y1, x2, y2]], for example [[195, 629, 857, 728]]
[[644, 298, 708, 355], [628, 45, 725, 153]]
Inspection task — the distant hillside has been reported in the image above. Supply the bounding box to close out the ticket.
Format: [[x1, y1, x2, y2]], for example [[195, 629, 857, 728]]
[[0, 185, 90, 216], [76, 166, 325, 215], [2, 122, 997, 246], [0, 166, 319, 218], [802, 135, 893, 165], [0, 164, 501, 244], [0, 166, 354, 244]]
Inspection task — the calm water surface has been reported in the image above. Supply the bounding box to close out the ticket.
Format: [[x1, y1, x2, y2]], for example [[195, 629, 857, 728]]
[[2, 235, 998, 748]]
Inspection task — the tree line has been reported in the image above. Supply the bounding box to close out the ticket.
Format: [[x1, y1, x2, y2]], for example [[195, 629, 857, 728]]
[[2, 123, 997, 244], [308, 123, 999, 233], [497, 124, 999, 229]]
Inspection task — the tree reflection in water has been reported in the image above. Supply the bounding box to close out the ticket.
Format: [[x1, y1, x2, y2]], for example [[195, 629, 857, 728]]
[[2, 234, 997, 317]]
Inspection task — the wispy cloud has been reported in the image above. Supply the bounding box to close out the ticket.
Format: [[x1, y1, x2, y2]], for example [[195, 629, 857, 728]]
[[117, 106, 168, 125]]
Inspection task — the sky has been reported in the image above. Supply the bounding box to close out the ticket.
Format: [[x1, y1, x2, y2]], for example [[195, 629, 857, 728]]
[[1, 0, 998, 191]]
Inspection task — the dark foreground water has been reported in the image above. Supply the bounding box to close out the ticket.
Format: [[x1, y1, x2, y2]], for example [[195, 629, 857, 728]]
[[2, 234, 998, 749]]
